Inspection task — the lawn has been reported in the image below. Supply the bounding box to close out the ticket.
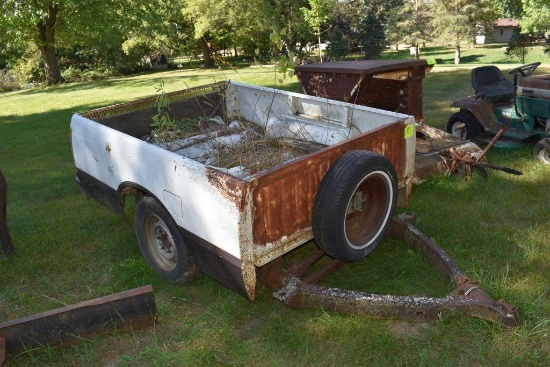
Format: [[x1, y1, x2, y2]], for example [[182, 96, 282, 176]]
[[1, 45, 550, 366]]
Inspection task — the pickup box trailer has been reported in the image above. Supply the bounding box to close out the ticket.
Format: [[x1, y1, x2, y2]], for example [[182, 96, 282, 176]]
[[71, 81, 415, 300], [70, 81, 517, 326]]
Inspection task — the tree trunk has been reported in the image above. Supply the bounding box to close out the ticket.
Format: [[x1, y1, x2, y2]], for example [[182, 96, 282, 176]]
[[318, 33, 322, 63], [200, 38, 214, 68], [36, 3, 64, 85], [454, 44, 461, 65]]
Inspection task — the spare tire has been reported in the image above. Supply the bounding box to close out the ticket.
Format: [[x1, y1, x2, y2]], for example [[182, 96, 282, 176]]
[[312, 150, 397, 262]]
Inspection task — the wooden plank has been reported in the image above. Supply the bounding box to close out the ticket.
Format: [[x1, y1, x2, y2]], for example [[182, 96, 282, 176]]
[[0, 332, 5, 366], [0, 285, 156, 356]]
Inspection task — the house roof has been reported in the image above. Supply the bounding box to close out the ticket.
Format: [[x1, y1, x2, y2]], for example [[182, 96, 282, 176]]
[[495, 19, 519, 27]]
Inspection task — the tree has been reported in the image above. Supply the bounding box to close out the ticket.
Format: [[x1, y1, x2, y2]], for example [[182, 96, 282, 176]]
[[431, 0, 499, 64], [0, 0, 164, 84], [506, 27, 535, 63], [302, 0, 335, 62], [384, 9, 405, 53], [396, 0, 433, 59], [521, 0, 550, 34], [495, 0, 523, 18], [357, 12, 385, 60], [182, 0, 311, 66], [326, 27, 348, 60]]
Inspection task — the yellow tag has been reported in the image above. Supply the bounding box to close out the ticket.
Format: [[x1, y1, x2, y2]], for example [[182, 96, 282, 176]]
[[404, 124, 414, 139]]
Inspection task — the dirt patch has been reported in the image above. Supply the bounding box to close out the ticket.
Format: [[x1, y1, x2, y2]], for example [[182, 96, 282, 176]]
[[237, 316, 269, 341], [389, 321, 432, 340]]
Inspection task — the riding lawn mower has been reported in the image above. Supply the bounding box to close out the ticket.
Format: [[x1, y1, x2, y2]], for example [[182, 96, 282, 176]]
[[447, 62, 550, 164]]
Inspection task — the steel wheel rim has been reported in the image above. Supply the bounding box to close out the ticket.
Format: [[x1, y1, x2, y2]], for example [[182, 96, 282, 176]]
[[539, 147, 550, 164], [144, 214, 178, 271], [451, 121, 466, 138], [344, 171, 393, 250]]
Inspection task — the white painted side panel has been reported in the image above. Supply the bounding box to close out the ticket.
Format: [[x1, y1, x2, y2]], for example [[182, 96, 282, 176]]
[[226, 81, 412, 134], [70, 114, 243, 259]]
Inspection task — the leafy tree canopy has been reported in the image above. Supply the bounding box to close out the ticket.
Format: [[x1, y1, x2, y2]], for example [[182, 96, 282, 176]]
[[521, 0, 550, 34]]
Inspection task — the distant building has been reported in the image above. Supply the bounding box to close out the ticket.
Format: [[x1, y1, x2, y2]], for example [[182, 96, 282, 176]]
[[493, 19, 519, 43]]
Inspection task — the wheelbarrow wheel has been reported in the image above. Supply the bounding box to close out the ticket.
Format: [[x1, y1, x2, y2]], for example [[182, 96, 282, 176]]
[[312, 150, 397, 262], [447, 111, 484, 140], [134, 196, 198, 283], [533, 138, 550, 164]]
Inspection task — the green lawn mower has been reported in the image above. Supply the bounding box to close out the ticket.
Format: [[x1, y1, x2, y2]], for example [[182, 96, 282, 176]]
[[447, 62, 550, 164]]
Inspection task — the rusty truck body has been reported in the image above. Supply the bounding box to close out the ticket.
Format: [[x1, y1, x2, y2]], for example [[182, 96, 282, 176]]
[[70, 81, 415, 299]]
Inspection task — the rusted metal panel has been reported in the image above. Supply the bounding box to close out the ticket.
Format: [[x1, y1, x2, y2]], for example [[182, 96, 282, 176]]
[[0, 169, 13, 257], [206, 167, 247, 210], [251, 122, 407, 255], [257, 214, 518, 327], [296, 60, 432, 122], [0, 286, 156, 356]]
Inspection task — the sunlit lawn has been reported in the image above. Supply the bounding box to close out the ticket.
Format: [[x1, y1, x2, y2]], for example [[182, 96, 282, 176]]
[[1, 44, 550, 366]]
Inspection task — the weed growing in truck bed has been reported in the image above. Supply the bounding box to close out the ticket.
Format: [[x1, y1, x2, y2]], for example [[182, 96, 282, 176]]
[[146, 116, 325, 177], [145, 81, 326, 177]]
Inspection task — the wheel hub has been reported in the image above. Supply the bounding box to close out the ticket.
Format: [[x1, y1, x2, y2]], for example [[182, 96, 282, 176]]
[[146, 216, 177, 271]]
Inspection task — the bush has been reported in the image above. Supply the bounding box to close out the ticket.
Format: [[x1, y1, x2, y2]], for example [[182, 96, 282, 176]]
[[61, 67, 113, 83], [7, 45, 45, 85], [0, 69, 22, 92]]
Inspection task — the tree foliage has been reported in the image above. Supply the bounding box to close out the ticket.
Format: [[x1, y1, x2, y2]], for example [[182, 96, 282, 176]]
[[2, 0, 549, 87], [0, 0, 165, 84], [326, 27, 348, 60], [520, 0, 550, 34], [358, 12, 385, 59], [302, 0, 335, 62], [495, 0, 523, 18], [506, 27, 535, 63], [394, 0, 433, 59]]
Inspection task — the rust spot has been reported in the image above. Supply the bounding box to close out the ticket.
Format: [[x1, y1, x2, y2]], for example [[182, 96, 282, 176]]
[[206, 167, 246, 209], [105, 143, 112, 153]]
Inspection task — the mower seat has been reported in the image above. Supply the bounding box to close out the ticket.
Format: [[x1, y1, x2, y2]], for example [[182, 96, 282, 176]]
[[471, 66, 515, 101]]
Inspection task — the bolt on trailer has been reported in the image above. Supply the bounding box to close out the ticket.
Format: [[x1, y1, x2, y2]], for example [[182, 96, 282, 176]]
[[70, 81, 517, 326]]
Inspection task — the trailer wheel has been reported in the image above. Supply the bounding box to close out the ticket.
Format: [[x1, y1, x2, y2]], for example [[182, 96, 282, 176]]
[[533, 138, 550, 164], [447, 111, 484, 139], [312, 151, 397, 262], [134, 196, 197, 283]]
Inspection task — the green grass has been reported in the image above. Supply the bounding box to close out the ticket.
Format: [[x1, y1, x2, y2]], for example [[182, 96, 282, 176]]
[[381, 42, 550, 65], [1, 46, 550, 366]]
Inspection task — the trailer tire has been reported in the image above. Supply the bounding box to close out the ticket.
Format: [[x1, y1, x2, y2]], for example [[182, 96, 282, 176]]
[[447, 111, 484, 139], [533, 138, 550, 165], [134, 196, 197, 283], [312, 151, 397, 262]]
